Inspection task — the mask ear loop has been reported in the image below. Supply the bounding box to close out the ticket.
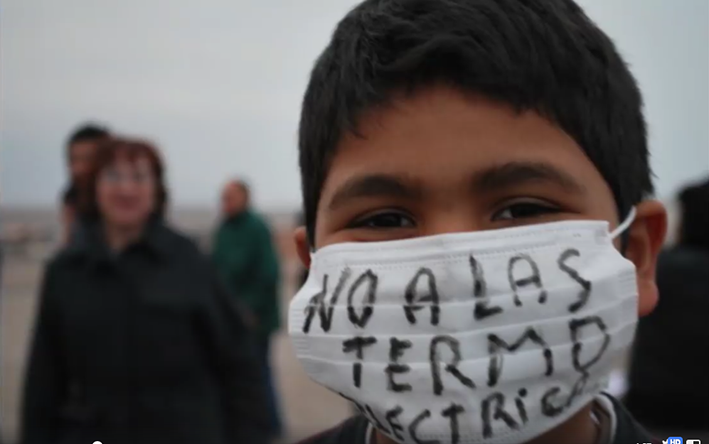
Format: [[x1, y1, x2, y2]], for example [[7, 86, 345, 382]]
[[610, 207, 637, 254], [610, 207, 636, 239]]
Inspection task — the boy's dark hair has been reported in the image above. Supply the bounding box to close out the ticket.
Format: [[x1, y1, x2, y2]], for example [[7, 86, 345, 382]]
[[298, 0, 652, 241], [66, 123, 111, 158]]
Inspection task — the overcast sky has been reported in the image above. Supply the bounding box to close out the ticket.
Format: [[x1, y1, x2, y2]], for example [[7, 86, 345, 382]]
[[1, 0, 707, 210]]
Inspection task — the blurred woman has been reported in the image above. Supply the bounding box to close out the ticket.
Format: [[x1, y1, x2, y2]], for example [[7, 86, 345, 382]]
[[21, 138, 269, 444]]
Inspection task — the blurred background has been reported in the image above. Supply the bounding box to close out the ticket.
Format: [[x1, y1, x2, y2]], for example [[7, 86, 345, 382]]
[[1, 1, 707, 443]]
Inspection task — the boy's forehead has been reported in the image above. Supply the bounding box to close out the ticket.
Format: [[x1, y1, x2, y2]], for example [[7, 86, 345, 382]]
[[319, 87, 608, 205]]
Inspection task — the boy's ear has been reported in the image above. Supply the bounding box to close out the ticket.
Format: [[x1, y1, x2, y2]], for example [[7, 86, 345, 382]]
[[294, 226, 312, 268], [624, 200, 667, 317]]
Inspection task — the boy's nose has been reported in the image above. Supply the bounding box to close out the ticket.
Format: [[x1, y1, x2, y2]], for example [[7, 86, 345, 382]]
[[423, 205, 482, 236]]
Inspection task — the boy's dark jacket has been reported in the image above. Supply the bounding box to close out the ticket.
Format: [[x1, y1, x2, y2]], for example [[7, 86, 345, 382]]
[[212, 210, 281, 338], [21, 222, 270, 444]]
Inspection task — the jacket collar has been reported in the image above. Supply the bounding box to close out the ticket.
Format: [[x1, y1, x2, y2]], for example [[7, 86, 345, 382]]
[[64, 219, 171, 267], [223, 209, 251, 226]]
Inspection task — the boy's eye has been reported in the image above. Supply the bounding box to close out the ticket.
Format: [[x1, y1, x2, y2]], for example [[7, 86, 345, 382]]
[[350, 211, 416, 229], [492, 201, 561, 221]]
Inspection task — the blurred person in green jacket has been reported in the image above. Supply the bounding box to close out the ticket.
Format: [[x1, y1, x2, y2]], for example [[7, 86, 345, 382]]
[[212, 179, 283, 439]]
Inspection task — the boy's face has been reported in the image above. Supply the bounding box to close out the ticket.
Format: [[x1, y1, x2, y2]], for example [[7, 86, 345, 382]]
[[295, 85, 666, 316]]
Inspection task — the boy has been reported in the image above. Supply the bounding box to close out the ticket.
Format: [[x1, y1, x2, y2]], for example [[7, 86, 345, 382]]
[[289, 0, 667, 444]]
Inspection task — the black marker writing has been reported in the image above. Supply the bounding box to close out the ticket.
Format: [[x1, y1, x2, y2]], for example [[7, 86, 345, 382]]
[[429, 335, 476, 395], [541, 315, 611, 418], [540, 387, 564, 417], [569, 316, 610, 375], [481, 392, 519, 439], [347, 270, 378, 328], [470, 255, 503, 320], [365, 404, 391, 435], [558, 249, 592, 313], [540, 374, 590, 418], [487, 328, 553, 387], [302, 268, 352, 333], [442, 403, 465, 444], [385, 406, 405, 441], [342, 336, 377, 388], [408, 409, 439, 444], [565, 374, 589, 408], [515, 388, 529, 424], [338, 392, 390, 434], [508, 254, 548, 305], [404, 268, 441, 326], [386, 337, 413, 392]]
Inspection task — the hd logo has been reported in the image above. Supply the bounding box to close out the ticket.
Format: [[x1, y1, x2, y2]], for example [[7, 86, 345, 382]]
[[664, 438, 683, 444]]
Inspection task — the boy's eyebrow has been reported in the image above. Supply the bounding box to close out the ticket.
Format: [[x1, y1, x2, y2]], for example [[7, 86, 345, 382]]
[[473, 161, 587, 194], [327, 174, 423, 211]]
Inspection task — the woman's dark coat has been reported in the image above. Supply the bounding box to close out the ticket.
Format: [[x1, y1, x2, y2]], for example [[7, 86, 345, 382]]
[[21, 223, 270, 444]]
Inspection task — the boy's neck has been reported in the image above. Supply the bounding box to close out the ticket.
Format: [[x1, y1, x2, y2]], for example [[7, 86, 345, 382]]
[[374, 404, 599, 444]]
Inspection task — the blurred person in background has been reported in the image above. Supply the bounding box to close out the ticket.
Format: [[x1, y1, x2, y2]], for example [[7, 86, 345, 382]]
[[21, 138, 270, 444], [61, 123, 111, 245], [625, 177, 709, 437], [60, 186, 78, 241], [212, 179, 283, 439]]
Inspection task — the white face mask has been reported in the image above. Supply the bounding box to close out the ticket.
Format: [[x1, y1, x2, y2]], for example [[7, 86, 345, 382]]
[[289, 210, 638, 444]]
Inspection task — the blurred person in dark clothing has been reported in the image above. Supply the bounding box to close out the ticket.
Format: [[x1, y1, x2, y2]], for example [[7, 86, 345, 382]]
[[61, 187, 78, 241], [212, 180, 283, 439], [61, 124, 111, 245], [21, 139, 270, 444], [625, 178, 709, 436]]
